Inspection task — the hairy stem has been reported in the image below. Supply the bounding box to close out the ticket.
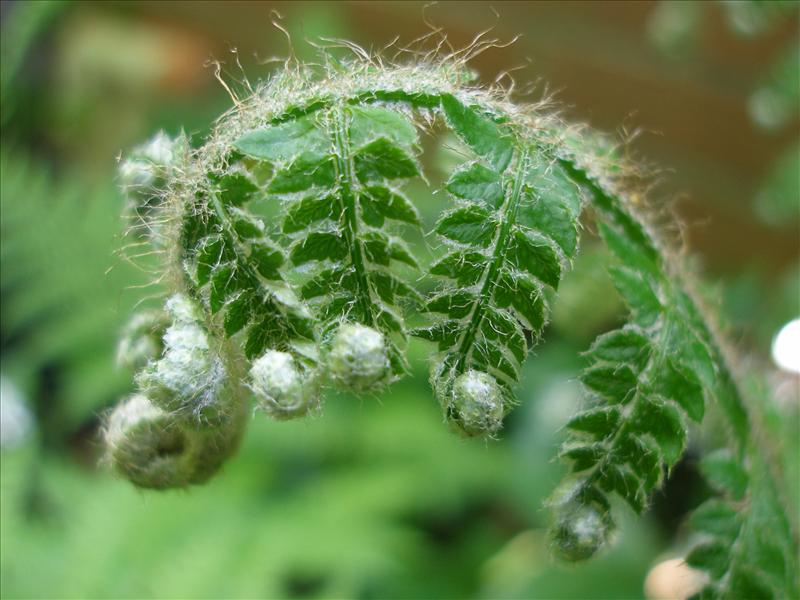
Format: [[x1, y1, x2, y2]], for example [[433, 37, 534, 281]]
[[330, 104, 374, 326]]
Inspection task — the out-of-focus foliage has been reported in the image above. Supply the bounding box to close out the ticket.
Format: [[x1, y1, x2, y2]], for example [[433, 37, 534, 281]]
[[648, 0, 800, 228], [755, 142, 800, 227], [0, 0, 66, 124], [0, 150, 147, 435]]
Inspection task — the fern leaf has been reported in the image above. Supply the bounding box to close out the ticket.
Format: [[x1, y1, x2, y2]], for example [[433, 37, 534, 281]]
[[687, 451, 799, 599], [231, 103, 425, 385], [549, 157, 717, 546], [105, 53, 798, 588], [181, 173, 316, 363], [417, 95, 584, 437]]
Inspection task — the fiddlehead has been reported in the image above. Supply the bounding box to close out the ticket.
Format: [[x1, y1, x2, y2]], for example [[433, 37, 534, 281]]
[[104, 43, 796, 596], [104, 392, 244, 489], [416, 95, 582, 436], [231, 101, 424, 391], [546, 157, 713, 558]]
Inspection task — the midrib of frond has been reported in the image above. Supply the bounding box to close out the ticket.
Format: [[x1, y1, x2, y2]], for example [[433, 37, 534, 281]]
[[573, 317, 673, 503], [453, 146, 529, 378], [330, 103, 374, 326]]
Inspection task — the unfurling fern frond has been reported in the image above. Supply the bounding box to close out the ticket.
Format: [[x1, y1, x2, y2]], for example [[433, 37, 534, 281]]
[[415, 95, 582, 437], [231, 104, 424, 390], [102, 42, 797, 593], [685, 452, 799, 599], [178, 161, 320, 418], [548, 160, 715, 556]]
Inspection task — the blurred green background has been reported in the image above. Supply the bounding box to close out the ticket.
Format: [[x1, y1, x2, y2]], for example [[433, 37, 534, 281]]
[[1, 1, 797, 598]]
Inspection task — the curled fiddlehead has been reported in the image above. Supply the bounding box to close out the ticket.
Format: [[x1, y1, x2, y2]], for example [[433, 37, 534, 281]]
[[105, 42, 797, 595]]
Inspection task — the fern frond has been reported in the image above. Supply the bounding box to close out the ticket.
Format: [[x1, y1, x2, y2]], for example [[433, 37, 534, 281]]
[[687, 451, 799, 599], [415, 97, 583, 436], [230, 103, 425, 388], [545, 155, 735, 555], [104, 48, 798, 593], [177, 164, 320, 417]]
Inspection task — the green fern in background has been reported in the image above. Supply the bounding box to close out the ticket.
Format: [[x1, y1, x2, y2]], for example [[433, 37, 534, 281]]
[[0, 150, 147, 434]]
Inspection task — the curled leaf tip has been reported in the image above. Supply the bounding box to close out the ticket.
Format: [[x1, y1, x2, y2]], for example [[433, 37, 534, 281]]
[[447, 370, 504, 438], [328, 323, 390, 392], [549, 498, 614, 562], [249, 350, 319, 419]]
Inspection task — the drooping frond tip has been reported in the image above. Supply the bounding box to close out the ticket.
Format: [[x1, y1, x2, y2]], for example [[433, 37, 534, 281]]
[[106, 37, 796, 594]]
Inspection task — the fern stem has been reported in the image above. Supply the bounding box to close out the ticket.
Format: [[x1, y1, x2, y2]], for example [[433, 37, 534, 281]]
[[454, 146, 529, 377], [330, 104, 374, 326]]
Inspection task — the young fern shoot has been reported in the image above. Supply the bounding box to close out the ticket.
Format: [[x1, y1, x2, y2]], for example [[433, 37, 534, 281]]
[[108, 42, 797, 596]]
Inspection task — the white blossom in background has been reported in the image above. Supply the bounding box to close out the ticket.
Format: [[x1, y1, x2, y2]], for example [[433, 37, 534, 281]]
[[772, 318, 800, 374], [0, 375, 34, 449]]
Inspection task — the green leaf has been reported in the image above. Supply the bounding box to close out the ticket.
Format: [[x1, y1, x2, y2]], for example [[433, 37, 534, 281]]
[[493, 269, 546, 331], [560, 443, 603, 470], [411, 320, 461, 348], [700, 450, 749, 500], [376, 306, 404, 333], [429, 251, 487, 286], [233, 116, 329, 162], [510, 228, 562, 289], [290, 231, 348, 265], [196, 235, 226, 286], [370, 271, 420, 304], [363, 231, 418, 268], [222, 291, 253, 336], [354, 137, 419, 182], [663, 308, 716, 388], [525, 159, 583, 217], [518, 161, 583, 255], [282, 195, 339, 233], [608, 266, 661, 327], [427, 290, 476, 319], [686, 541, 730, 579], [210, 263, 237, 313], [472, 341, 518, 382], [300, 266, 355, 300], [230, 207, 264, 239], [349, 105, 417, 149], [518, 195, 578, 256], [435, 205, 496, 247], [244, 311, 281, 359], [654, 358, 705, 422], [580, 365, 637, 403], [598, 221, 659, 277], [616, 434, 662, 489], [446, 162, 505, 208], [599, 464, 646, 513], [567, 406, 621, 436], [587, 327, 650, 371], [250, 241, 284, 280], [689, 500, 741, 541], [269, 154, 336, 194], [212, 171, 259, 206], [633, 397, 686, 465], [726, 568, 774, 600], [441, 94, 513, 172], [360, 186, 420, 227], [482, 307, 527, 364]]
